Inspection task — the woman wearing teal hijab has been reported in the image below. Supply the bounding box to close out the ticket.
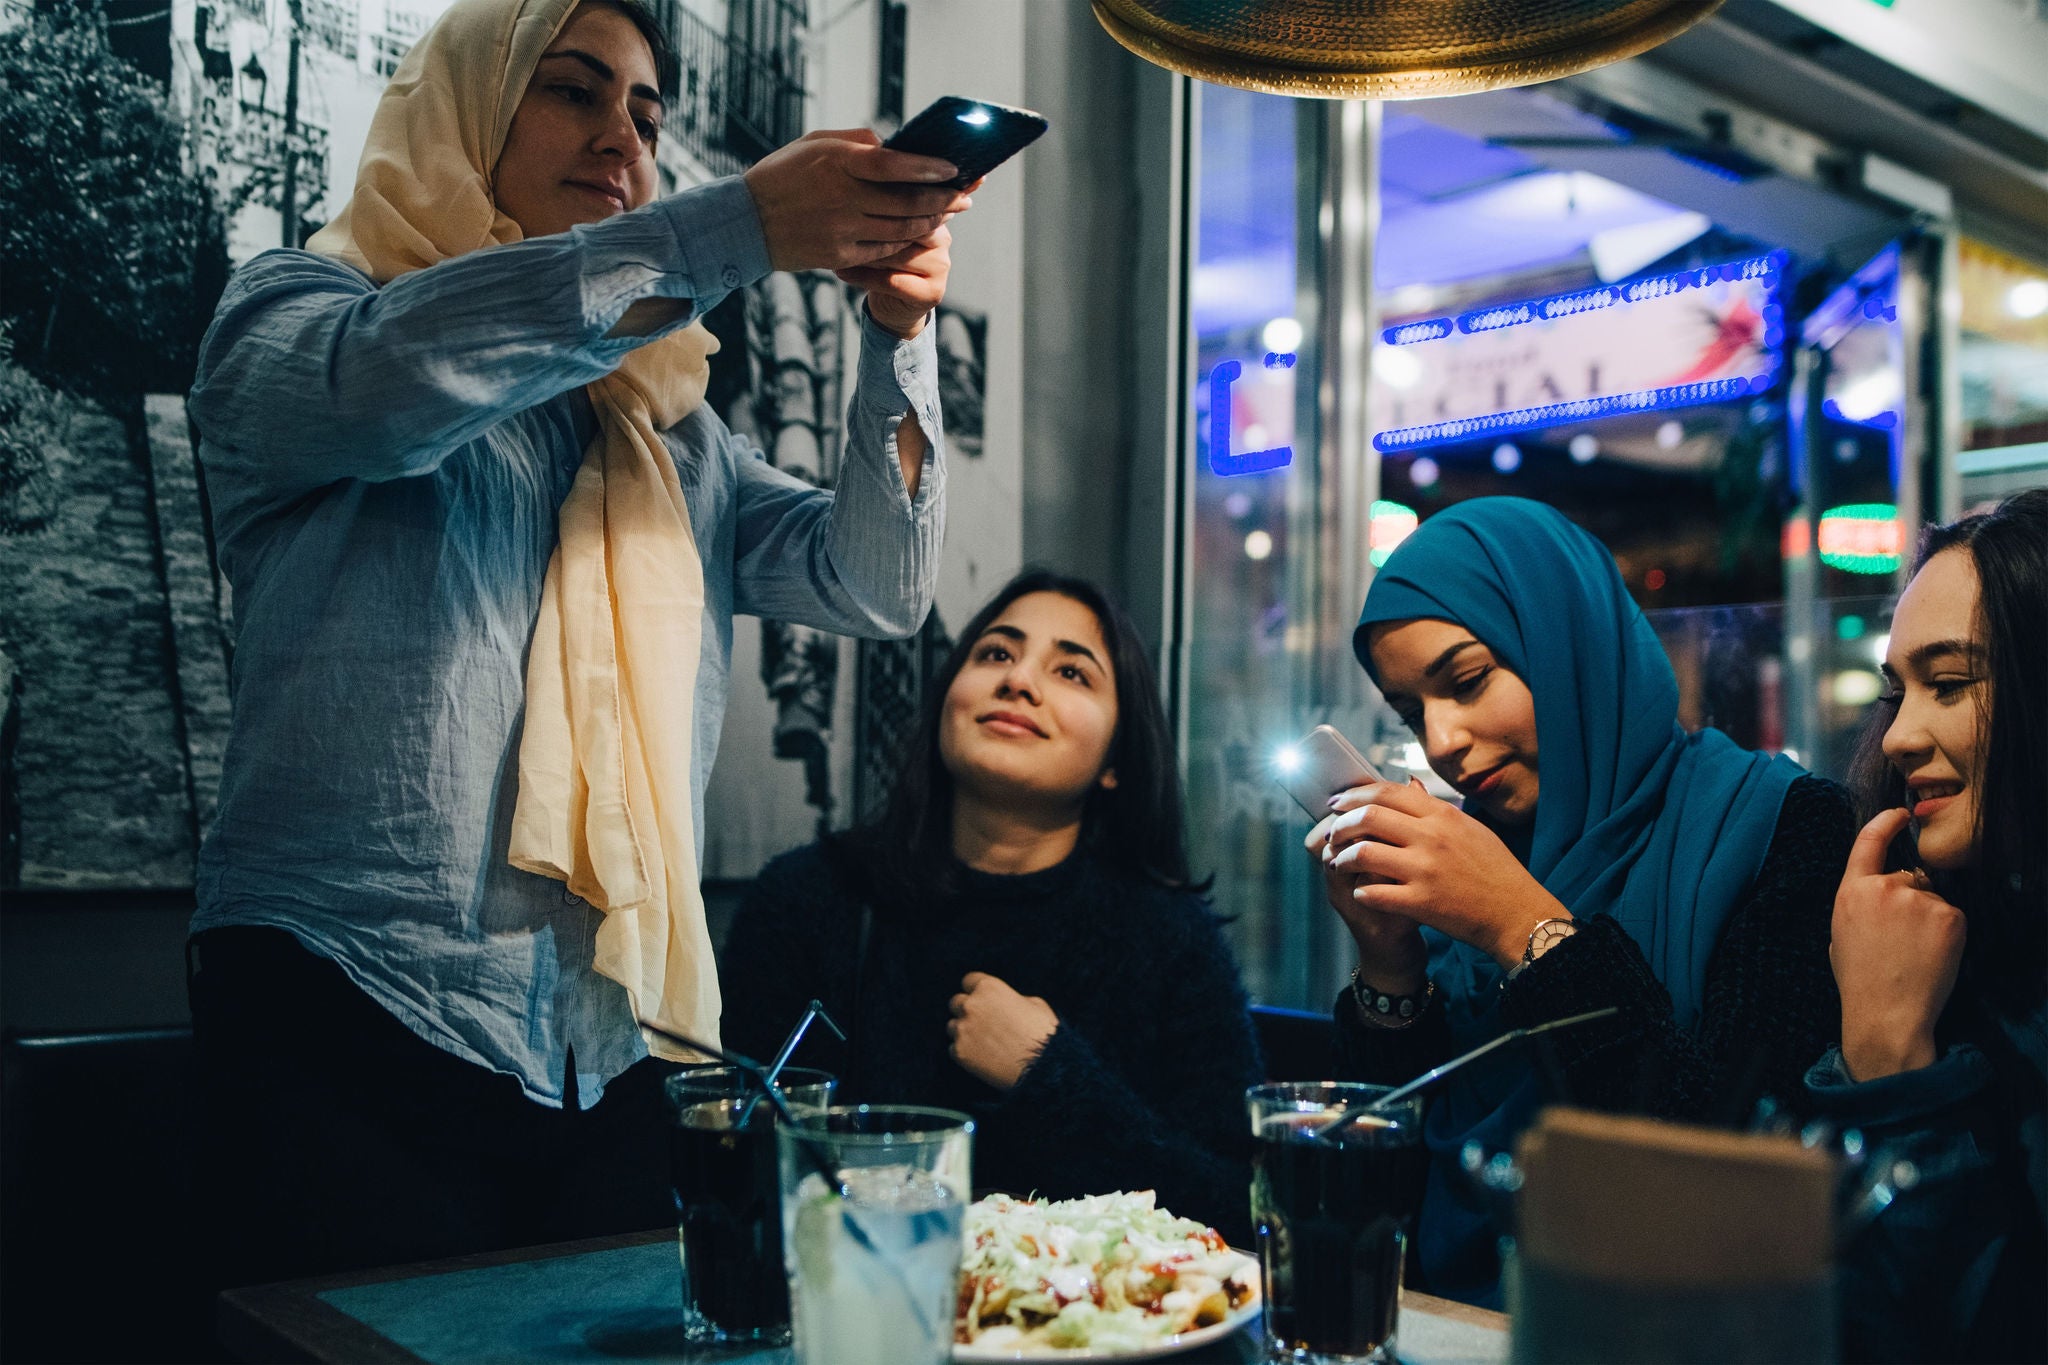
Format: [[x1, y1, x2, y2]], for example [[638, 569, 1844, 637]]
[[1312, 497, 1853, 1305]]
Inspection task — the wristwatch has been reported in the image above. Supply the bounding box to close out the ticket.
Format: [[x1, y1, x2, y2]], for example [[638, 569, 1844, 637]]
[[1505, 916, 1577, 982]]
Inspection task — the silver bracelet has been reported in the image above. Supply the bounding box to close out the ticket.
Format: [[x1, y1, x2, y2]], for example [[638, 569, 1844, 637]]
[[1351, 969, 1434, 1029]]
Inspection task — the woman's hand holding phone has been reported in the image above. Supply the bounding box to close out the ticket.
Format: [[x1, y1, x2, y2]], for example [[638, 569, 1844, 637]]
[[1322, 780, 1568, 972], [742, 128, 972, 274], [1308, 793, 1430, 994]]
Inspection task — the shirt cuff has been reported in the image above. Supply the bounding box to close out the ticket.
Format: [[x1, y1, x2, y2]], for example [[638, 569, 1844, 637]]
[[1804, 1043, 1995, 1130], [853, 304, 942, 502], [856, 301, 941, 421], [653, 175, 773, 306]]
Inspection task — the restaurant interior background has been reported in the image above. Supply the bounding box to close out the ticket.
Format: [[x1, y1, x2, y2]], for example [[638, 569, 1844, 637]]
[[0, 0, 2039, 1031], [2, 0, 2046, 1076], [0, 2, 2044, 1359]]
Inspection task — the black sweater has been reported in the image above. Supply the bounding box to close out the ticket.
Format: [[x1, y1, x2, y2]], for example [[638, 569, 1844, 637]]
[[718, 843, 1265, 1245], [1334, 776, 1854, 1295], [1336, 775, 1851, 1120]]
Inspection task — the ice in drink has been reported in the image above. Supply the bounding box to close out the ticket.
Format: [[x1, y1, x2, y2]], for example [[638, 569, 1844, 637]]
[[787, 1165, 966, 1365]]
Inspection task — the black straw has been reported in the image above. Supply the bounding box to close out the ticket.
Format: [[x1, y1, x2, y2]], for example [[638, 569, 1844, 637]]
[[1311, 1006, 1622, 1141]]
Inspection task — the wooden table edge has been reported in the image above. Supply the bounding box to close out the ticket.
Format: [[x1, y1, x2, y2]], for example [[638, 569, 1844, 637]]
[[1402, 1286, 1511, 1333]]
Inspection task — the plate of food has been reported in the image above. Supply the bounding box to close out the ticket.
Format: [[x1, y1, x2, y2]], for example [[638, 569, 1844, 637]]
[[953, 1191, 1261, 1360]]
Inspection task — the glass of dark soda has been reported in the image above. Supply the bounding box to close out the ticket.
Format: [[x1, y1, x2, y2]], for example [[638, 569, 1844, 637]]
[[666, 1065, 836, 1345], [1247, 1082, 1428, 1364]]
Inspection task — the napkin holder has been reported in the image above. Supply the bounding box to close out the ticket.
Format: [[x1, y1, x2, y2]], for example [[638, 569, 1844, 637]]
[[1509, 1107, 1836, 1364]]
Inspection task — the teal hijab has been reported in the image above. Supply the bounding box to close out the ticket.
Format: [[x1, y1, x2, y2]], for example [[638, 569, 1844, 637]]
[[1356, 497, 1803, 1301]]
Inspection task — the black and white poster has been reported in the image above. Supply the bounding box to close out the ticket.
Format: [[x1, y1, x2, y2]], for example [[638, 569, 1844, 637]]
[[1, 0, 1026, 891]]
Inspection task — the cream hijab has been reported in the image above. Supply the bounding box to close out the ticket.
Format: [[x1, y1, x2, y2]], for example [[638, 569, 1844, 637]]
[[309, 0, 722, 1061]]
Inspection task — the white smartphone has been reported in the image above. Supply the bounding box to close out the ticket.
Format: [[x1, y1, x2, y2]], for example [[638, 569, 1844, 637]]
[[1276, 724, 1388, 819]]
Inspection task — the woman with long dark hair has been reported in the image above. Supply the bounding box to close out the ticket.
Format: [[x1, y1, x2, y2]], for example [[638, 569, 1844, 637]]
[[720, 570, 1262, 1240], [1808, 488, 2047, 1364]]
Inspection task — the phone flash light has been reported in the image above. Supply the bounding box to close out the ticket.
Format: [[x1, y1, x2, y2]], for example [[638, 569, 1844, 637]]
[[1273, 745, 1302, 775], [956, 108, 992, 125]]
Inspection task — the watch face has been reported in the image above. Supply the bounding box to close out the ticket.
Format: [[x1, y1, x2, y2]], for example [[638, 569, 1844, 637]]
[[1531, 919, 1577, 958]]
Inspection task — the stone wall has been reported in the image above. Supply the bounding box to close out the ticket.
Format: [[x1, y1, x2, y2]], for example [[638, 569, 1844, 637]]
[[0, 395, 228, 888]]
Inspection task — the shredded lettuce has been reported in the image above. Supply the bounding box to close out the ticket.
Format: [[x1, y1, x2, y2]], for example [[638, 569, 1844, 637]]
[[956, 1192, 1258, 1352]]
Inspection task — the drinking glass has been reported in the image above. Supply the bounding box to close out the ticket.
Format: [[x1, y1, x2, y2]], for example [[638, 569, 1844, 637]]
[[666, 1065, 836, 1345], [1248, 1082, 1428, 1365], [777, 1105, 974, 1365]]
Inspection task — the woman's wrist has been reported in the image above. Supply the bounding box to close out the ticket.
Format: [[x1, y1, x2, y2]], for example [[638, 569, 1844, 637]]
[[1489, 899, 1573, 972], [1840, 1024, 1938, 1083], [1348, 932, 1427, 995]]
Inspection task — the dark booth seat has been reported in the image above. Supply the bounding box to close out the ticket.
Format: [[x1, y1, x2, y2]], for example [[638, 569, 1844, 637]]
[[1, 1025, 214, 1364], [1250, 1003, 1338, 1082]]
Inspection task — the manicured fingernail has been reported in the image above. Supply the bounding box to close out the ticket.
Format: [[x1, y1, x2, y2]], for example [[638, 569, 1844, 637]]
[[1327, 796, 1342, 810], [925, 164, 959, 182]]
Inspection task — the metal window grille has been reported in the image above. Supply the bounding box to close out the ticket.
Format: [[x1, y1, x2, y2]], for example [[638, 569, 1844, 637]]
[[303, 0, 354, 57], [371, 31, 407, 78], [853, 614, 952, 828], [667, 0, 805, 175], [876, 0, 906, 128]]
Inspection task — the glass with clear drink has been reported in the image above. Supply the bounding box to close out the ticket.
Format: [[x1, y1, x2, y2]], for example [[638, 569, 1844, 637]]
[[1248, 1082, 1427, 1365], [777, 1105, 974, 1365]]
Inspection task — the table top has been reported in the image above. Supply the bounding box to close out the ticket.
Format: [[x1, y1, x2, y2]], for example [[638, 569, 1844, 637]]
[[220, 1229, 1509, 1365]]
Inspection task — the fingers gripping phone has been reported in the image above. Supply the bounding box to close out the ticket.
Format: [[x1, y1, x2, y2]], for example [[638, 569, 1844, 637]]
[[883, 96, 1048, 188], [1277, 724, 1389, 819]]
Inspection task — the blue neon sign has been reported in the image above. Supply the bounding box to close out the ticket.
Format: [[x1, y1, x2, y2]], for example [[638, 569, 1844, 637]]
[[1372, 253, 1786, 452], [1207, 352, 1295, 477]]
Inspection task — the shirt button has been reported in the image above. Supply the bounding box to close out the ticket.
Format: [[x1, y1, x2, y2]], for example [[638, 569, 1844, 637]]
[[721, 265, 742, 288]]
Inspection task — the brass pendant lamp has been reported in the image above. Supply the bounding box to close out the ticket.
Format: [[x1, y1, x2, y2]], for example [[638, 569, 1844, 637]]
[[1091, 0, 1727, 100]]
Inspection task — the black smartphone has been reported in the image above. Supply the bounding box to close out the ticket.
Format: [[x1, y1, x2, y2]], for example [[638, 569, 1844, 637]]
[[882, 96, 1048, 188]]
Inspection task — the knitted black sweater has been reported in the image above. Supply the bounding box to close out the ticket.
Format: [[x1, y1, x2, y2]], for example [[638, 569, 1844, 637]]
[[718, 843, 1265, 1245], [1335, 775, 1855, 1127]]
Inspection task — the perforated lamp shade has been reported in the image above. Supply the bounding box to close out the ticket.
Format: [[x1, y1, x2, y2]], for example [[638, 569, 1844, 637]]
[[1090, 0, 1727, 100]]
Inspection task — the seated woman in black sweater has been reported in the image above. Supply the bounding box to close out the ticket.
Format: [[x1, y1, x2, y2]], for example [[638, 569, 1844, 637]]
[[1805, 489, 2046, 1364], [1312, 497, 1853, 1305], [720, 570, 1263, 1243]]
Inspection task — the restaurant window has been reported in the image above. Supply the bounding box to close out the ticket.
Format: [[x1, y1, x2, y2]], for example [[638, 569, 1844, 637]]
[[1180, 84, 1929, 1008], [1955, 237, 2048, 504], [1184, 87, 1360, 1010]]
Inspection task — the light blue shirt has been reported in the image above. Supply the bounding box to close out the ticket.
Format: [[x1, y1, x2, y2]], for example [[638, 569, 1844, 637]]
[[187, 177, 945, 1107]]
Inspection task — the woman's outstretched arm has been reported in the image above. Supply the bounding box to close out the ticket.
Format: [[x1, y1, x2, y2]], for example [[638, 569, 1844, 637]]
[[191, 179, 768, 494]]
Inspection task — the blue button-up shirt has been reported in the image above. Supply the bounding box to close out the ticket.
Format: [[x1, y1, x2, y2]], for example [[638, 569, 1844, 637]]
[[187, 177, 945, 1107]]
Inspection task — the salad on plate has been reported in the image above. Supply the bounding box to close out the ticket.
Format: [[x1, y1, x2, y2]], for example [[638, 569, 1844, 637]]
[[954, 1191, 1259, 1355]]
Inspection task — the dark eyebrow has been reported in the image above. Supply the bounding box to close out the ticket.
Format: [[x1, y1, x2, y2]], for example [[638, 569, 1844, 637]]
[[1053, 638, 1106, 671], [976, 625, 1106, 673], [1907, 638, 1985, 670], [1423, 639, 1485, 679], [538, 49, 662, 106]]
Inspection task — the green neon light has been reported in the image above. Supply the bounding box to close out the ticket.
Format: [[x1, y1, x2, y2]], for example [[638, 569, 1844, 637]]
[[1817, 502, 1902, 575], [1369, 500, 1419, 568]]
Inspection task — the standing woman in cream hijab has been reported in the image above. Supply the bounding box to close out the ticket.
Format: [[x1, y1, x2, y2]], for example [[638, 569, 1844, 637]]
[[185, 0, 967, 1287]]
